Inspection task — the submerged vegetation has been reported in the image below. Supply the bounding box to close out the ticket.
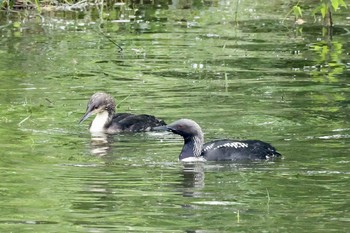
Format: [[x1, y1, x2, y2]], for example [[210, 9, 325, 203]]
[[1, 0, 348, 27], [0, 0, 347, 85], [289, 0, 348, 26]]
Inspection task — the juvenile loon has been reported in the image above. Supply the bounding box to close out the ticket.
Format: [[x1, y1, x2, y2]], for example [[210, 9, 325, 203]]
[[154, 119, 282, 162], [79, 92, 166, 134]]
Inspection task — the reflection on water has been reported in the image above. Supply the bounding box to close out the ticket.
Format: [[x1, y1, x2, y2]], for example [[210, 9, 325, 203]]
[[90, 132, 112, 156], [182, 162, 206, 197]]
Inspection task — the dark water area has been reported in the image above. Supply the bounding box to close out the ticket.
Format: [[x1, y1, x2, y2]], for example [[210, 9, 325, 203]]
[[0, 0, 349, 232]]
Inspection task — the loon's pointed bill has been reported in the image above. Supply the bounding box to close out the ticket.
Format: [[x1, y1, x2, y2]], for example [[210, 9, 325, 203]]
[[153, 125, 169, 131], [79, 109, 94, 124]]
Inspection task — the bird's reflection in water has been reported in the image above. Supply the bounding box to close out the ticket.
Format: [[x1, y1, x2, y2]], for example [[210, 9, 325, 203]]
[[181, 162, 205, 197], [90, 132, 113, 156]]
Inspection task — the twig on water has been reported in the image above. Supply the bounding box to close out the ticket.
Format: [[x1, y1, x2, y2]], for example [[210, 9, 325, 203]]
[[18, 115, 31, 127], [92, 28, 123, 52], [116, 93, 132, 108], [266, 188, 271, 202], [45, 98, 53, 104], [266, 188, 271, 214]]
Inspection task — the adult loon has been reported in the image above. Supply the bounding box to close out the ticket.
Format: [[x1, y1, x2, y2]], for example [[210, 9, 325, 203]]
[[154, 119, 282, 161], [79, 92, 166, 134]]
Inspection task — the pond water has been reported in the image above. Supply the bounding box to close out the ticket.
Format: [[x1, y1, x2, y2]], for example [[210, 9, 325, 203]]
[[0, 0, 349, 232]]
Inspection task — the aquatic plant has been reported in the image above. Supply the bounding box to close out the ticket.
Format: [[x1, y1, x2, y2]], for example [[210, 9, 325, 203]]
[[289, 0, 348, 27]]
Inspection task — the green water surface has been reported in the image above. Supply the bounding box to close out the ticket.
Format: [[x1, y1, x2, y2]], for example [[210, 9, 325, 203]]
[[0, 0, 349, 232]]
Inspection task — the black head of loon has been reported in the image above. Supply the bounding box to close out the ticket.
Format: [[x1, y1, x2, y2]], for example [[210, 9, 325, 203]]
[[79, 92, 166, 134], [154, 119, 282, 162]]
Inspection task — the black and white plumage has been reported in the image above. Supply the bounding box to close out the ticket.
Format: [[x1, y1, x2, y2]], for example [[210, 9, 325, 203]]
[[154, 119, 282, 162], [79, 92, 166, 134]]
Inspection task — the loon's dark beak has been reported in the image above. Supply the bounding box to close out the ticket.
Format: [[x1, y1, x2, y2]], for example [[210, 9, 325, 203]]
[[79, 112, 92, 124], [153, 125, 180, 135], [153, 125, 170, 131], [79, 104, 96, 124], [79, 111, 93, 124]]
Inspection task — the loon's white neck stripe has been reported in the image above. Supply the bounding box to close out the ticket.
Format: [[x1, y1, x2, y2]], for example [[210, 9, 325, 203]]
[[90, 111, 109, 133], [193, 136, 203, 157]]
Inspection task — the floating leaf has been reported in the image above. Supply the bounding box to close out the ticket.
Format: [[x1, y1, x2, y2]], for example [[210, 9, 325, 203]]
[[293, 5, 302, 17], [320, 3, 327, 18], [338, 0, 347, 8], [34, 0, 41, 13], [13, 21, 21, 28], [312, 5, 322, 16], [331, 0, 339, 11]]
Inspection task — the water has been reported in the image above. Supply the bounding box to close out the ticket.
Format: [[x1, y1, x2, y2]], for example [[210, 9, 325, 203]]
[[1, 0, 350, 232]]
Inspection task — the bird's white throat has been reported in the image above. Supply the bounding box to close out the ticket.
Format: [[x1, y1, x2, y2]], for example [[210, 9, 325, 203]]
[[90, 111, 109, 133]]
